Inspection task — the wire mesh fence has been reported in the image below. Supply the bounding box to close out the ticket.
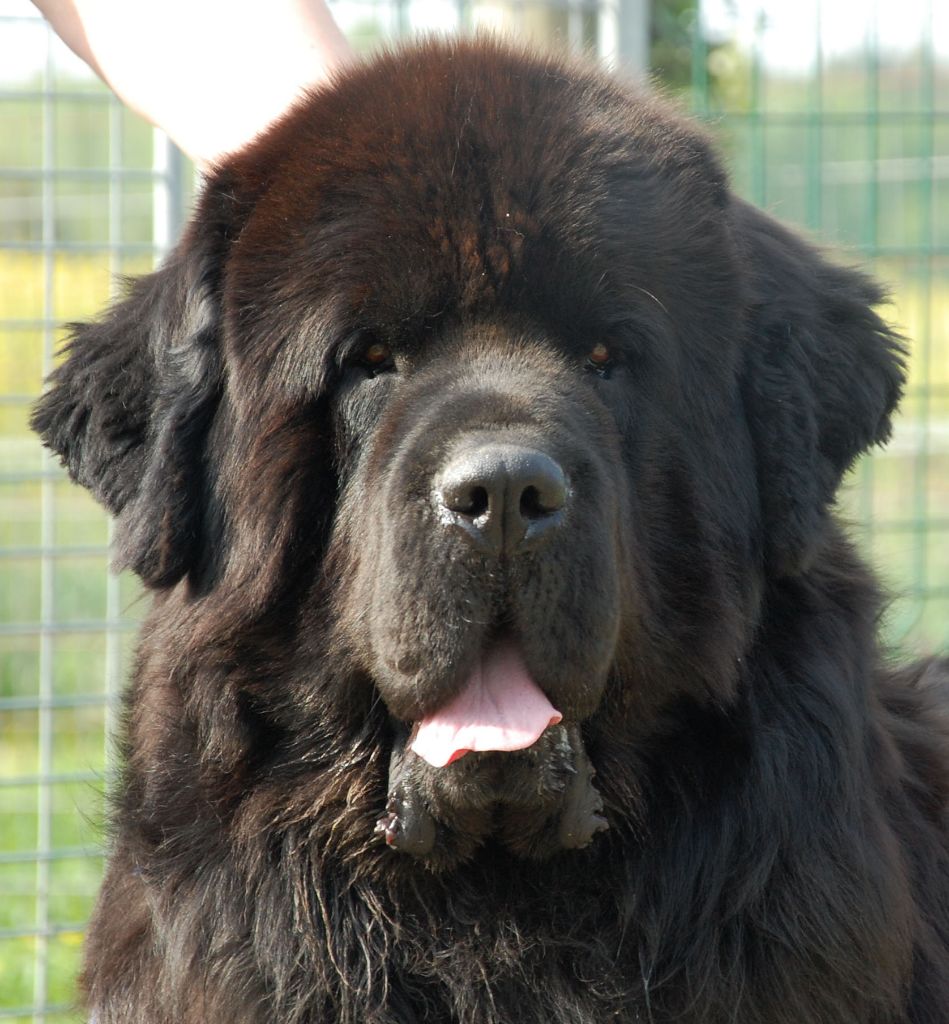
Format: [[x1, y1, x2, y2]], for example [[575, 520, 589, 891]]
[[681, 0, 949, 646], [0, 0, 946, 1019], [0, 4, 189, 1019]]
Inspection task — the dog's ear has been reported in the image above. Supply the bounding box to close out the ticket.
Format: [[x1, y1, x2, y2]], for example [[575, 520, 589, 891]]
[[734, 199, 905, 577], [31, 189, 234, 589]]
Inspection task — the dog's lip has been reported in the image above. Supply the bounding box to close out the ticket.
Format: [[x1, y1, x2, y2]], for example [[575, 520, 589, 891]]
[[408, 641, 563, 768]]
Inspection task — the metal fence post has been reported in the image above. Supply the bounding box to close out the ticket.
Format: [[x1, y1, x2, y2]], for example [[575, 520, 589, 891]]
[[617, 0, 650, 79], [152, 130, 186, 258]]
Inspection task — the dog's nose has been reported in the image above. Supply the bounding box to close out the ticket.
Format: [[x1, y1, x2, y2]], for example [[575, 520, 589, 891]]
[[435, 443, 567, 556]]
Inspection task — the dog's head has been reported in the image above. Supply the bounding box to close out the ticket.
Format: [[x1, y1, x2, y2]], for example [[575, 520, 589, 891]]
[[32, 40, 903, 854]]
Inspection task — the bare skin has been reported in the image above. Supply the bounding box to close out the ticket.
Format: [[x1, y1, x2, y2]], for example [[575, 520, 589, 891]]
[[31, 0, 353, 166]]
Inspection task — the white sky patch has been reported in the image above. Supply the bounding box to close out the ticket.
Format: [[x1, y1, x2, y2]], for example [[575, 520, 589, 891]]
[[0, 0, 946, 83], [703, 0, 947, 72]]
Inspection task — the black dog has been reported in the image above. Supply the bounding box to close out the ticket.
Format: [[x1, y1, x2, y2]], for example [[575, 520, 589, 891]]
[[33, 39, 949, 1024]]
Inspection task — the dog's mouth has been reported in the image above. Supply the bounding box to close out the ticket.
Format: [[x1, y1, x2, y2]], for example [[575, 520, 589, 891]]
[[377, 640, 608, 864], [409, 641, 563, 768]]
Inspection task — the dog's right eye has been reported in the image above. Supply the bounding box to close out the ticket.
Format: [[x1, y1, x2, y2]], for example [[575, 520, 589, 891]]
[[585, 343, 614, 378], [359, 340, 395, 377]]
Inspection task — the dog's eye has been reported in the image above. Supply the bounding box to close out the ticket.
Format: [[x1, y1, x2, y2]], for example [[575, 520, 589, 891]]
[[585, 343, 613, 377], [359, 341, 395, 377]]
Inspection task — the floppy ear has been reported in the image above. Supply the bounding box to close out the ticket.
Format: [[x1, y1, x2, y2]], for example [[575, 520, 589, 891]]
[[31, 205, 227, 589], [735, 199, 906, 577]]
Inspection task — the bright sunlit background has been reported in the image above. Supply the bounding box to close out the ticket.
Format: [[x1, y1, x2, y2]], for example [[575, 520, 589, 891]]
[[0, 0, 946, 1019]]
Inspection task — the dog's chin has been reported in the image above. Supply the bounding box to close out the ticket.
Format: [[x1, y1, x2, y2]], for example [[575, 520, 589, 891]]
[[377, 720, 609, 865]]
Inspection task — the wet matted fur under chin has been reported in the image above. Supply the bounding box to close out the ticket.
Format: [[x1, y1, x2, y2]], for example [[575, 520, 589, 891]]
[[32, 37, 949, 1024]]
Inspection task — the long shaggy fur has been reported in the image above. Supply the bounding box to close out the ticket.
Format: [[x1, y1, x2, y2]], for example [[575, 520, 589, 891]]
[[32, 39, 949, 1023]]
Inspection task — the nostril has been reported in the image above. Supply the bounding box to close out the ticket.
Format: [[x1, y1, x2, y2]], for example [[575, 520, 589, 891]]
[[520, 467, 567, 521], [520, 485, 543, 520], [442, 482, 489, 518], [521, 485, 551, 520], [462, 486, 489, 518]]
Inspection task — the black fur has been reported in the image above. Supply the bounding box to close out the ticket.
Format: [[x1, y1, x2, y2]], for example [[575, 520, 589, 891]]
[[32, 39, 948, 1024]]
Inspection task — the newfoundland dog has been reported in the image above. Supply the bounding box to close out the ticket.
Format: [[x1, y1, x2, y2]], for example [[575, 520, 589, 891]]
[[33, 38, 948, 1024]]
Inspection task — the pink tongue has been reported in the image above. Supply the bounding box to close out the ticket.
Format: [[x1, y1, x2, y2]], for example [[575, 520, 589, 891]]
[[409, 643, 562, 768]]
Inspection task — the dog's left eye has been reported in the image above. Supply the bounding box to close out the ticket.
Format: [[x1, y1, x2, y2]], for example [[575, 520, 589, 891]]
[[585, 343, 613, 377], [359, 341, 395, 377]]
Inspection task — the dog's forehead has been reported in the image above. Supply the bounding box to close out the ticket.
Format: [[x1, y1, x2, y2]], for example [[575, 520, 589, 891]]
[[233, 49, 619, 272], [219, 40, 739, 390]]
